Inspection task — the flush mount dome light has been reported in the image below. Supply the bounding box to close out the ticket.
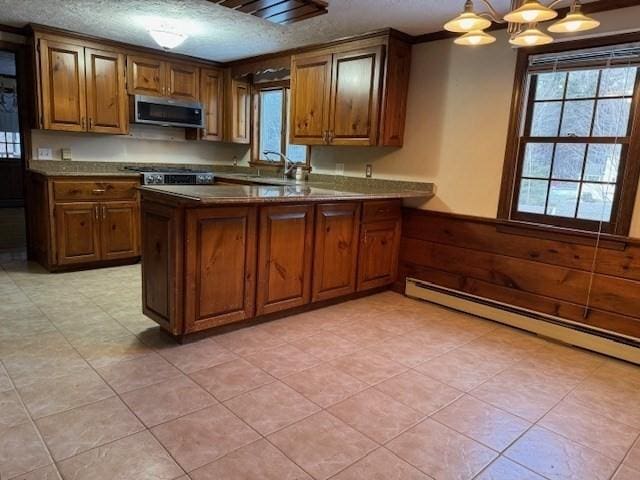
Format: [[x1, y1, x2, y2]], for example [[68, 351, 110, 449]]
[[148, 27, 187, 50], [504, 0, 558, 24]]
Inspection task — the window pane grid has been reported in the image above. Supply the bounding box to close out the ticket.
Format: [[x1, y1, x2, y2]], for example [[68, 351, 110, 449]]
[[515, 65, 638, 227], [0, 131, 21, 159]]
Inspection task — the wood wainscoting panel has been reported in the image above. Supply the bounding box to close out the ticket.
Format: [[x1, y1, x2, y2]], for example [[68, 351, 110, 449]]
[[398, 209, 640, 340]]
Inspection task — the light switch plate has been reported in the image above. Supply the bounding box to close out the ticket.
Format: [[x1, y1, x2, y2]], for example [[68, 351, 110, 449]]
[[335, 163, 345, 175], [365, 164, 373, 178], [38, 147, 53, 160]]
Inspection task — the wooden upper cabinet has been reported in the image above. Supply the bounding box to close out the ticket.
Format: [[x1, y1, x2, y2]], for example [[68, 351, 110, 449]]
[[290, 34, 411, 147], [39, 39, 87, 132], [166, 62, 198, 101], [55, 202, 101, 265], [127, 56, 199, 100], [290, 53, 332, 145], [127, 55, 165, 96], [329, 45, 383, 146], [312, 203, 361, 302], [85, 48, 128, 134], [199, 68, 224, 141], [100, 201, 139, 261], [228, 77, 251, 144], [257, 204, 314, 316]]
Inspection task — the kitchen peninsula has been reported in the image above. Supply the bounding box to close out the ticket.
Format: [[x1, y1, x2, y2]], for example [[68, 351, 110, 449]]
[[140, 178, 433, 339]]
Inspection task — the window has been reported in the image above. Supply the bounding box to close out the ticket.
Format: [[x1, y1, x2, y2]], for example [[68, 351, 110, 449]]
[[500, 38, 640, 235], [252, 82, 308, 167]]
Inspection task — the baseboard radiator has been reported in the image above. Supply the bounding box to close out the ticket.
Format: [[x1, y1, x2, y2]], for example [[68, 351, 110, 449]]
[[405, 278, 640, 365]]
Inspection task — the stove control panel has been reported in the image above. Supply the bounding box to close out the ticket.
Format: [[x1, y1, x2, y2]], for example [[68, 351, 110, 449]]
[[141, 172, 215, 185]]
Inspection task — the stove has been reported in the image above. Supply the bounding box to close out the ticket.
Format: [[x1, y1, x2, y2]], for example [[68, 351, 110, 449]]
[[123, 166, 215, 185]]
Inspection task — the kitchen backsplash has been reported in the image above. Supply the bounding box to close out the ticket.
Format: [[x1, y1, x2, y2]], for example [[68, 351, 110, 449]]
[[30, 125, 249, 166]]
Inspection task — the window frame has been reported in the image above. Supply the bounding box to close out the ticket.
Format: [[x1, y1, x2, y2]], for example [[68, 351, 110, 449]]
[[250, 80, 311, 169], [498, 32, 640, 237]]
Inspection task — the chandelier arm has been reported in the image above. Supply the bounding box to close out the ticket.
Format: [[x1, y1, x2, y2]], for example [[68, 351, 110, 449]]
[[477, 0, 503, 20], [477, 11, 505, 23], [547, 0, 572, 9]]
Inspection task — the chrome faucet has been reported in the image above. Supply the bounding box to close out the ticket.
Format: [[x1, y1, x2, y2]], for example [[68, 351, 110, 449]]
[[263, 151, 296, 179]]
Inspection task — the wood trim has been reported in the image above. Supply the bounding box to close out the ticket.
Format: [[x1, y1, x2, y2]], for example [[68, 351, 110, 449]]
[[399, 207, 640, 339], [497, 30, 640, 237], [412, 0, 640, 44]]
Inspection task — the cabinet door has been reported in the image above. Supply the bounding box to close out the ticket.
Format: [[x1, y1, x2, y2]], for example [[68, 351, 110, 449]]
[[85, 48, 128, 134], [200, 68, 224, 141], [167, 62, 199, 101], [228, 77, 251, 144], [39, 39, 86, 132], [54, 202, 101, 265], [257, 204, 314, 315], [127, 55, 165, 96], [100, 201, 139, 261], [312, 203, 361, 302], [328, 45, 383, 146], [185, 207, 257, 332], [289, 53, 332, 145], [357, 219, 401, 291]]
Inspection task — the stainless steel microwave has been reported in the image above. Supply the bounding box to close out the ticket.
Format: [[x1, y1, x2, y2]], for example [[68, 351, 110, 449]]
[[133, 95, 204, 128]]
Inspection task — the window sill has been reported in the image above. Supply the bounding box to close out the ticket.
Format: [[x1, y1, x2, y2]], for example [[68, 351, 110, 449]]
[[495, 219, 631, 251]]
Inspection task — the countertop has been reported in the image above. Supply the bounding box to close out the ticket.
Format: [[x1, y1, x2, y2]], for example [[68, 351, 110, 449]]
[[140, 183, 433, 204]]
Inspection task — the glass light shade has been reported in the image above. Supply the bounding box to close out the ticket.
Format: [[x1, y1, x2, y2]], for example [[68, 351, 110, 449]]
[[444, 12, 492, 33], [509, 27, 554, 47], [454, 30, 497, 46], [148, 29, 187, 49], [504, 1, 558, 24], [548, 5, 600, 33]]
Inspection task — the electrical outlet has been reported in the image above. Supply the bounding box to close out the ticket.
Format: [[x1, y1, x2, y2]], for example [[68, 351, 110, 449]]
[[38, 147, 53, 160], [335, 163, 345, 175], [365, 164, 373, 178]]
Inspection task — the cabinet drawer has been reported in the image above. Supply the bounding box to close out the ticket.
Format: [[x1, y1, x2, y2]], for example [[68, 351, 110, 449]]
[[53, 180, 139, 201], [362, 200, 401, 223]]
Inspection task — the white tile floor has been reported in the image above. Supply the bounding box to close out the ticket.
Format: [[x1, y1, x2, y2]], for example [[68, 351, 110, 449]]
[[1, 259, 640, 479]]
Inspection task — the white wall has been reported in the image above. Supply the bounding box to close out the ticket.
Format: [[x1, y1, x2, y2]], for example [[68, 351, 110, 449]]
[[30, 125, 249, 165], [306, 6, 640, 238]]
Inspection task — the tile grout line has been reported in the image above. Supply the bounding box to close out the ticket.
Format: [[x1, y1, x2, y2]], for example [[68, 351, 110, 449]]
[[0, 358, 64, 480]]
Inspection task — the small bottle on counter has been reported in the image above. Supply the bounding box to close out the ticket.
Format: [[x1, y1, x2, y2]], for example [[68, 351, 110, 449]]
[[295, 166, 304, 181]]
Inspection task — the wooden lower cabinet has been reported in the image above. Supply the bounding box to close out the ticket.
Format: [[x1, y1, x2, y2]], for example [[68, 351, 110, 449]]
[[185, 207, 257, 333], [312, 202, 360, 301], [55, 202, 101, 265], [140, 196, 402, 337], [357, 218, 401, 291], [101, 201, 139, 260], [256, 204, 314, 316], [27, 174, 141, 270]]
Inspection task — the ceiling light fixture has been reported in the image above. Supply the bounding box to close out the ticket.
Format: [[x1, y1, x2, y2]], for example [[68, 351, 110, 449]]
[[548, 2, 600, 33], [509, 26, 554, 46], [444, 0, 600, 47], [455, 30, 497, 46], [148, 27, 187, 50]]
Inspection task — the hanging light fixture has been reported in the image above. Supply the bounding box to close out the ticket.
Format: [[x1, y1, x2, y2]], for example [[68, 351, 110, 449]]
[[444, 0, 492, 33], [509, 25, 554, 46], [548, 2, 600, 33], [454, 30, 497, 45], [504, 1, 558, 24], [444, 1, 601, 47], [148, 27, 187, 50]]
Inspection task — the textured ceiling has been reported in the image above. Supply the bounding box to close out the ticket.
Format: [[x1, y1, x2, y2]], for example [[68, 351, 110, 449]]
[[0, 0, 600, 62]]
